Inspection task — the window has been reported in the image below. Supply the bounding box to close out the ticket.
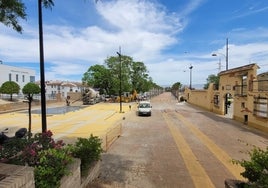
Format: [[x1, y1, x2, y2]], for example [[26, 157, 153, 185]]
[[213, 95, 220, 106], [30, 76, 35, 82], [22, 75, 25, 82], [16, 74, 19, 82], [9, 73, 12, 81], [253, 97, 268, 118]]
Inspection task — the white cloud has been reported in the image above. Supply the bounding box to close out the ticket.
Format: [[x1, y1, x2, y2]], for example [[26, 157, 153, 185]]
[[0, 0, 268, 87]]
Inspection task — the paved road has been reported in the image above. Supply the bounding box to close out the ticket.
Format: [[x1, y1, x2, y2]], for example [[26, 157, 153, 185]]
[[90, 92, 268, 188]]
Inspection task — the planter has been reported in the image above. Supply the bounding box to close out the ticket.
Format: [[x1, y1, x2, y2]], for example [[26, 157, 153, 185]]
[[60, 159, 101, 188], [225, 179, 248, 188], [81, 161, 101, 188]]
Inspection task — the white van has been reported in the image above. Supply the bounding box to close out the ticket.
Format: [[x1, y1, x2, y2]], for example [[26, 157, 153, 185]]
[[137, 101, 152, 116]]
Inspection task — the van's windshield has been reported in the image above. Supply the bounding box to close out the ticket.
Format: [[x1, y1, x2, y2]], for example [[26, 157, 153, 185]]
[[139, 103, 150, 108]]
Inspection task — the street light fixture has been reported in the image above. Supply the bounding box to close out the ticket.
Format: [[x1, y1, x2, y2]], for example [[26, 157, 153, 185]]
[[212, 38, 229, 71], [116, 47, 122, 113], [189, 65, 193, 89]]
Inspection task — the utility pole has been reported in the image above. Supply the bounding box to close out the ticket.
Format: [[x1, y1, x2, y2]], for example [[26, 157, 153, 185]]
[[116, 46, 122, 113], [226, 38, 229, 70]]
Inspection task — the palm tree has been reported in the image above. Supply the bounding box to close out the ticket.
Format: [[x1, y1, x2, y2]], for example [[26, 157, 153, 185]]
[[38, 0, 98, 132], [38, 0, 54, 133]]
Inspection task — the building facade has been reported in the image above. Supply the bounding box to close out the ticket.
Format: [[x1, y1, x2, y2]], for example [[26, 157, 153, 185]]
[[0, 64, 36, 95], [184, 63, 268, 133], [43, 80, 85, 100]]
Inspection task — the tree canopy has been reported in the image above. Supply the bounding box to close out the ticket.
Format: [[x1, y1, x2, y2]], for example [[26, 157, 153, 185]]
[[0, 0, 27, 33], [0, 81, 20, 100], [204, 74, 219, 89], [82, 55, 159, 95], [0, 0, 55, 33], [22, 82, 41, 97], [171, 82, 182, 91]]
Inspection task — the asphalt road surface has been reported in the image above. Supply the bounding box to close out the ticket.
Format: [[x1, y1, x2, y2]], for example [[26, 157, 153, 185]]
[[90, 92, 268, 188]]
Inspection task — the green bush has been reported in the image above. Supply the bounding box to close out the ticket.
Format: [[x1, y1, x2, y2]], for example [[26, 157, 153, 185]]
[[233, 146, 268, 187], [1, 130, 72, 187], [0, 130, 103, 187], [34, 148, 73, 188], [71, 134, 103, 175], [0, 138, 28, 164]]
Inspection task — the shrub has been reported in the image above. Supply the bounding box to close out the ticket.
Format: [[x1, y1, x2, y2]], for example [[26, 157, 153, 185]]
[[0, 130, 72, 187], [0, 138, 28, 164], [34, 147, 73, 188], [0, 130, 103, 186], [71, 134, 103, 175], [19, 130, 65, 166], [233, 146, 268, 187]]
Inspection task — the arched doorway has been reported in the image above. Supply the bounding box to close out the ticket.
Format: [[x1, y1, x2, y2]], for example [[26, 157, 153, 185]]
[[224, 93, 233, 118]]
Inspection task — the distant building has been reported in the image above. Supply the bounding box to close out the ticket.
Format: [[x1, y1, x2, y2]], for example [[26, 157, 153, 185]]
[[37, 80, 85, 99], [0, 64, 36, 95]]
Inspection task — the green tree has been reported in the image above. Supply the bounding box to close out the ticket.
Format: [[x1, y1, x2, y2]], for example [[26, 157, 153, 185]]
[[204, 74, 219, 89], [171, 82, 182, 91], [130, 61, 149, 93], [82, 64, 113, 95], [22, 82, 41, 137], [105, 55, 132, 95], [82, 55, 158, 96], [0, 81, 20, 101], [0, 0, 27, 33]]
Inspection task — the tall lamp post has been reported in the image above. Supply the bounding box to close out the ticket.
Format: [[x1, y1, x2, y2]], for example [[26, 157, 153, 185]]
[[189, 65, 193, 89], [116, 47, 122, 113], [212, 38, 229, 71]]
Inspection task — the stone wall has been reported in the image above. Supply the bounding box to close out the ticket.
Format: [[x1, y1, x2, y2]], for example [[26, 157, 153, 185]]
[[60, 158, 81, 188], [0, 158, 101, 188], [0, 163, 35, 188]]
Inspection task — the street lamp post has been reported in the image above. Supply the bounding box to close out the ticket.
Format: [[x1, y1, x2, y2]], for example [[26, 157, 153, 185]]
[[212, 38, 229, 71], [189, 65, 193, 89], [116, 47, 122, 113]]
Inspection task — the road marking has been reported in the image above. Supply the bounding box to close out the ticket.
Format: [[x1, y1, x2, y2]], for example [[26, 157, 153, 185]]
[[162, 112, 215, 188], [175, 112, 244, 180]]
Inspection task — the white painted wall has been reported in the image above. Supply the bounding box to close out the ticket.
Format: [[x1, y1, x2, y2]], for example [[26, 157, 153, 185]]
[[0, 64, 36, 95]]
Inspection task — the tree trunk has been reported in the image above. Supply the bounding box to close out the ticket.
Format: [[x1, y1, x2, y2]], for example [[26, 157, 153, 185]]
[[28, 95, 32, 138]]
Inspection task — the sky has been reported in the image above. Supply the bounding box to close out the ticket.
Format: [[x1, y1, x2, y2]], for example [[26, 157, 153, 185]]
[[1, 0, 268, 88]]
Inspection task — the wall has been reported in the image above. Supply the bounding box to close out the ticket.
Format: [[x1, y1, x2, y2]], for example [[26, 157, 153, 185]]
[[184, 63, 268, 134], [0, 163, 35, 188], [0, 64, 36, 95], [184, 83, 214, 112], [0, 158, 101, 188]]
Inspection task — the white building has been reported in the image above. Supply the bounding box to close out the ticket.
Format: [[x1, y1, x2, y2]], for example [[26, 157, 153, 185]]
[[0, 64, 36, 95], [43, 80, 85, 99]]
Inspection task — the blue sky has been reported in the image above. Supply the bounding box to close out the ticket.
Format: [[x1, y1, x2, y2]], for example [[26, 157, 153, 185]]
[[1, 0, 268, 87]]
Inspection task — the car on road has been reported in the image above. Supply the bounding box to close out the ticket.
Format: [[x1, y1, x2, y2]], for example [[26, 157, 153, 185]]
[[137, 101, 152, 116]]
